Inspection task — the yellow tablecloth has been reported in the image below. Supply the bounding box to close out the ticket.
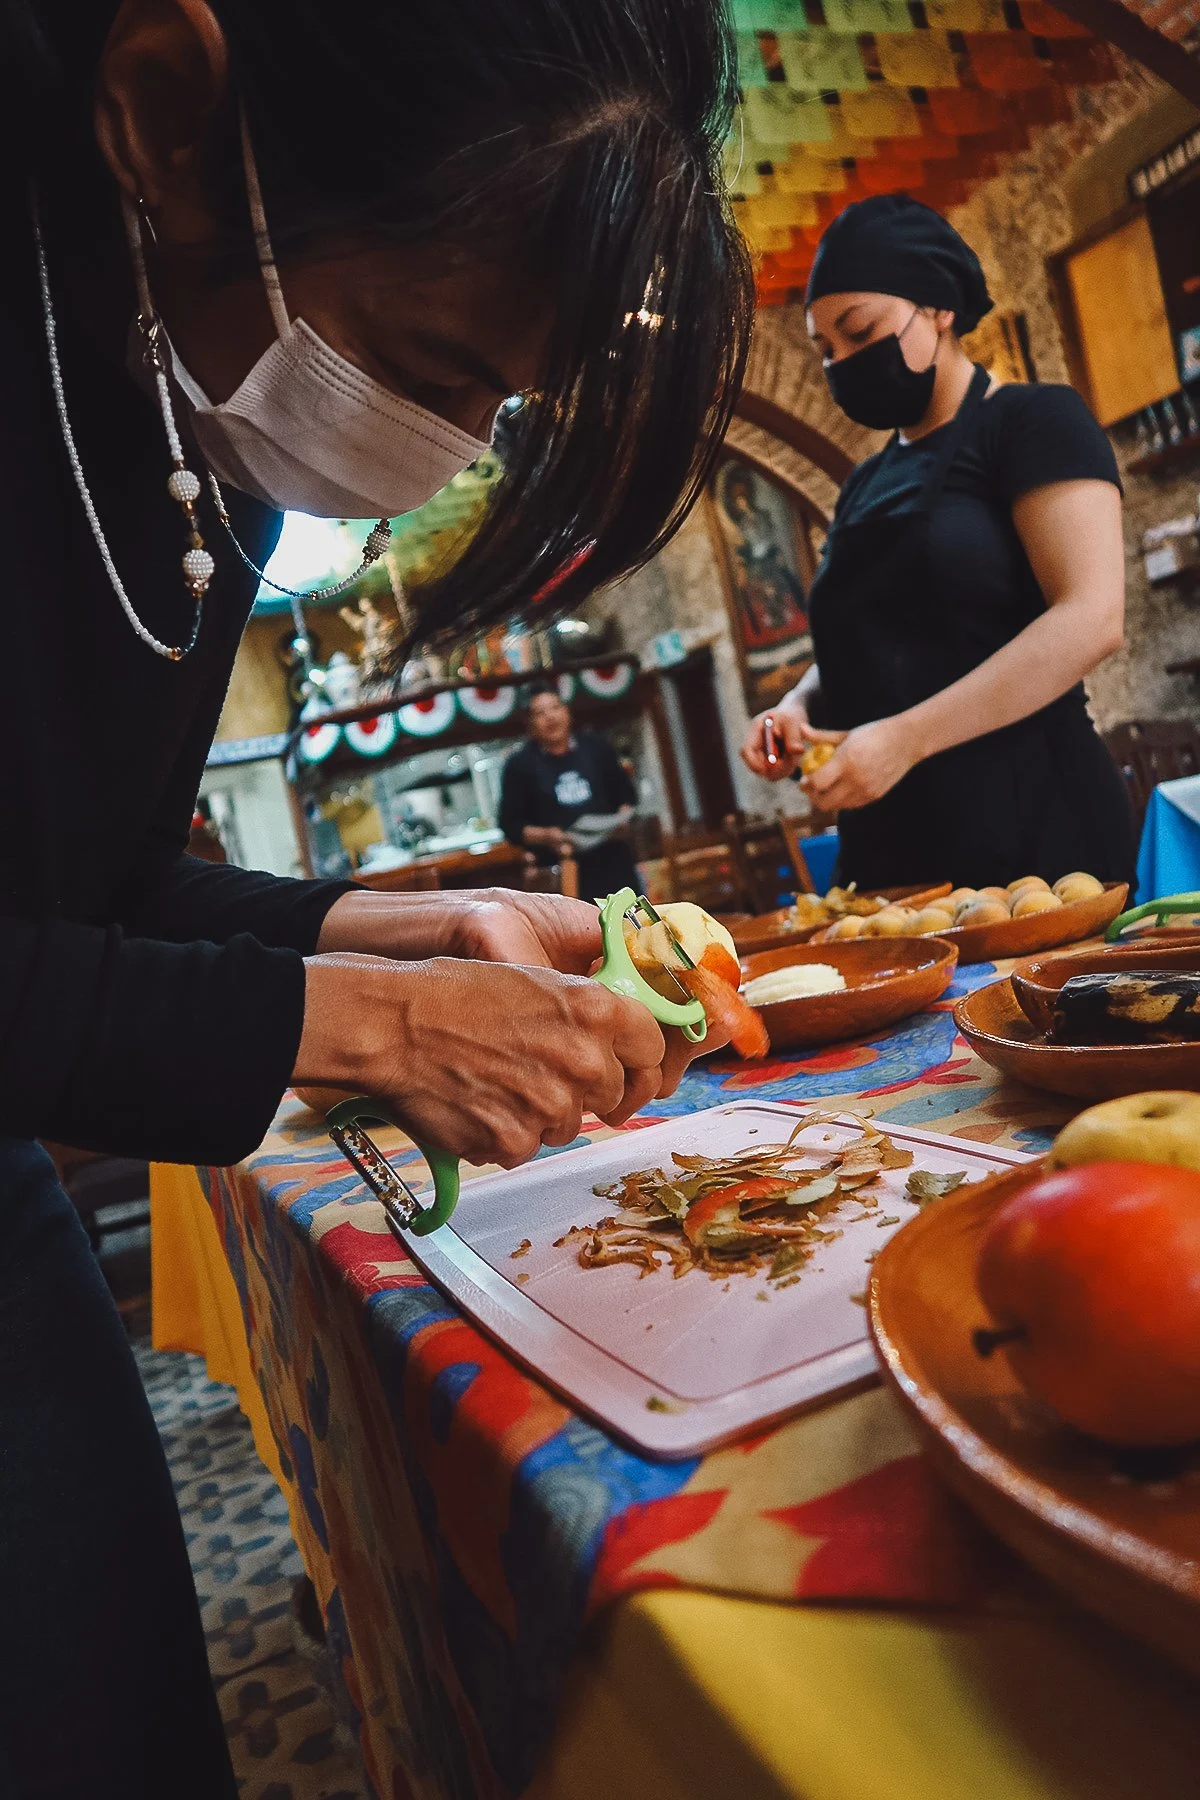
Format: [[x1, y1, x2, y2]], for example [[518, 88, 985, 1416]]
[[150, 1161, 285, 1493], [151, 1160, 1200, 1799]]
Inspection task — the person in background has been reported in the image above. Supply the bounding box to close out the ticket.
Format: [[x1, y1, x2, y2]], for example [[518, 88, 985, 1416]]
[[741, 195, 1136, 891], [500, 683, 641, 898]]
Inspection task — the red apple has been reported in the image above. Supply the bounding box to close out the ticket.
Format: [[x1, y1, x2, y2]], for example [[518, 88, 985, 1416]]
[[975, 1161, 1200, 1446]]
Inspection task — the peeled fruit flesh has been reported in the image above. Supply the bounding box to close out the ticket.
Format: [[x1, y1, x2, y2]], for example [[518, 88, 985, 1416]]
[[1011, 890, 1063, 917], [1054, 872, 1105, 903], [975, 1161, 1200, 1445], [624, 902, 740, 994], [800, 741, 836, 775], [824, 915, 865, 940], [1050, 1091, 1200, 1173]]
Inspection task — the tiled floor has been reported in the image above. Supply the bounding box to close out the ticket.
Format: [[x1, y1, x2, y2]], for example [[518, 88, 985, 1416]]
[[136, 1340, 371, 1800]]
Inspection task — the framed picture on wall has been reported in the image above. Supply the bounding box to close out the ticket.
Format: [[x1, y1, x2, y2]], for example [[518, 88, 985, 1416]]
[[707, 458, 816, 717]]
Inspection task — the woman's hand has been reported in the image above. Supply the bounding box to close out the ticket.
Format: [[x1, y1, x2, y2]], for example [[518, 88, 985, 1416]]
[[740, 690, 811, 780], [318, 887, 600, 973], [295, 953, 708, 1167], [801, 715, 922, 812]]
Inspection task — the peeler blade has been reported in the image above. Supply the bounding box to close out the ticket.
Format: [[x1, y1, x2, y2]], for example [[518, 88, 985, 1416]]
[[624, 895, 697, 1004], [329, 1117, 423, 1236]]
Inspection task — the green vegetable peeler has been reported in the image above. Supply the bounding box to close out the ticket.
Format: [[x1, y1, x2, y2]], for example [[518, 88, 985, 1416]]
[[325, 888, 707, 1238], [1106, 891, 1200, 942]]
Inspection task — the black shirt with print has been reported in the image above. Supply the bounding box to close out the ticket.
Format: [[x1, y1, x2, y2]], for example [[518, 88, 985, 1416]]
[[499, 731, 639, 898]]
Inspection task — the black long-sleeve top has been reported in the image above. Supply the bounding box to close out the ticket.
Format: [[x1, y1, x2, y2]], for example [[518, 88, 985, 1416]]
[[0, 157, 351, 1165]]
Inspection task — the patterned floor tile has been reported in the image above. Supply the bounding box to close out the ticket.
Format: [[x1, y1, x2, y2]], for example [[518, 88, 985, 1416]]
[[134, 1341, 371, 1800]]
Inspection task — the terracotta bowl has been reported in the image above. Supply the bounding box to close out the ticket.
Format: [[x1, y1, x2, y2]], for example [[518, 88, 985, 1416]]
[[954, 978, 1200, 1101], [870, 1166, 1200, 1679], [730, 884, 953, 958], [1010, 934, 1200, 1037], [739, 936, 958, 1050], [937, 883, 1129, 967]]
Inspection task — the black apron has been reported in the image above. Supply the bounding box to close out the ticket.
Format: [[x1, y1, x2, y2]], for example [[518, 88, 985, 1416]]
[[808, 366, 1136, 891]]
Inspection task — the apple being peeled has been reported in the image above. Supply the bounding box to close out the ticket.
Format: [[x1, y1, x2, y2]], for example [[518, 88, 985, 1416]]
[[623, 902, 769, 1059], [975, 1162, 1200, 1446], [623, 902, 740, 994]]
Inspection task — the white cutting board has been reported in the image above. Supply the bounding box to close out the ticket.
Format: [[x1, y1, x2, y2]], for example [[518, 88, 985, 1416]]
[[401, 1101, 1030, 1458]]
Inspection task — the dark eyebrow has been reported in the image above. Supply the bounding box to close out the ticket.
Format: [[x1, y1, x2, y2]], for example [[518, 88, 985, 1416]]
[[409, 329, 516, 397]]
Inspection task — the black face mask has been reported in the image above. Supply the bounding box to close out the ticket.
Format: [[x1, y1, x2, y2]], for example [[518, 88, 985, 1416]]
[[823, 321, 937, 430]]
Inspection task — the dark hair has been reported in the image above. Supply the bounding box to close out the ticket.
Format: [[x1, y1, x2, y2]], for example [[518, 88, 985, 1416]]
[[524, 678, 566, 715], [5, 0, 753, 661]]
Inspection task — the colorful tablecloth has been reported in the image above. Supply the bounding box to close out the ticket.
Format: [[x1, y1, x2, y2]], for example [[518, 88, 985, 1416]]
[[201, 957, 1099, 1798]]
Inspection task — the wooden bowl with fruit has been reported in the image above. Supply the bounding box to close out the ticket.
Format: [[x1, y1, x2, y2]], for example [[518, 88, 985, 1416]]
[[933, 874, 1129, 964], [870, 1092, 1200, 1678]]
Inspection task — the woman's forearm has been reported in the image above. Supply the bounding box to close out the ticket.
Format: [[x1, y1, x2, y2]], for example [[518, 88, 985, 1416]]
[[901, 593, 1123, 763]]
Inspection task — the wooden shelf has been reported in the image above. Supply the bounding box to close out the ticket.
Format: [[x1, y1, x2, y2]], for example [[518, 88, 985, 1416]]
[[1127, 430, 1200, 475]]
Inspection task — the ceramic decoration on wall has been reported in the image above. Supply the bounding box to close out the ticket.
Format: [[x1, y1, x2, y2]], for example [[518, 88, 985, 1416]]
[[397, 691, 458, 737], [578, 663, 636, 700], [457, 684, 519, 725], [556, 673, 577, 703], [344, 713, 400, 757]]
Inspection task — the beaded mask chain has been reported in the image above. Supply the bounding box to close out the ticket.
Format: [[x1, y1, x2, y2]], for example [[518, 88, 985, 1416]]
[[33, 188, 209, 661], [33, 170, 394, 664]]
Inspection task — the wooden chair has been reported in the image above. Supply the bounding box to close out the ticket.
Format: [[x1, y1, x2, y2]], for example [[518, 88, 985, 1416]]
[[521, 853, 580, 899], [1102, 720, 1200, 833], [725, 813, 818, 912], [662, 829, 748, 915]]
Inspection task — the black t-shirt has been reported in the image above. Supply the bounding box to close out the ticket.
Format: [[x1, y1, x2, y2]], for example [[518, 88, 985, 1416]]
[[811, 382, 1122, 728], [499, 731, 639, 896], [834, 381, 1121, 528], [499, 732, 637, 842]]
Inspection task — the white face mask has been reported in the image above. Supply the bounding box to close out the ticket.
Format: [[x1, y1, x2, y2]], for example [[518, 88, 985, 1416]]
[[131, 113, 494, 520]]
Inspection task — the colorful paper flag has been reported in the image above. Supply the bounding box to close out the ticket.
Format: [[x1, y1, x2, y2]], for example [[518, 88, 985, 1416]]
[[777, 154, 849, 192], [821, 0, 916, 32], [796, 107, 865, 158], [736, 32, 770, 87], [922, 0, 1006, 27], [855, 158, 925, 193], [925, 85, 1003, 133], [875, 31, 960, 87], [732, 0, 808, 25], [745, 86, 838, 146], [777, 30, 870, 92], [746, 188, 821, 230], [842, 88, 922, 137], [964, 32, 1047, 91]]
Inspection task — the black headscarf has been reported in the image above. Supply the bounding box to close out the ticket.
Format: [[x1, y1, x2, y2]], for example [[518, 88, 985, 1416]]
[[805, 194, 993, 335]]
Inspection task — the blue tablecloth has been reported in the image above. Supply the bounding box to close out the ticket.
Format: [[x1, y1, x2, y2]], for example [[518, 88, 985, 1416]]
[[799, 829, 839, 894], [1135, 774, 1200, 903]]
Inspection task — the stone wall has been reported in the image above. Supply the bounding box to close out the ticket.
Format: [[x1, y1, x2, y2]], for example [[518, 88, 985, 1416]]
[[948, 64, 1200, 729]]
